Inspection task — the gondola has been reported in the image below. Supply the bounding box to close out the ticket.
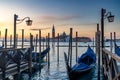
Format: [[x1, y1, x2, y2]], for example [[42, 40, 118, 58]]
[[32, 47, 50, 62], [115, 44, 120, 56], [64, 46, 96, 80]]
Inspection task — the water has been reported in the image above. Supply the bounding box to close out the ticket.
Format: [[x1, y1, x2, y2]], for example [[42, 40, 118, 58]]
[[2, 41, 120, 80]]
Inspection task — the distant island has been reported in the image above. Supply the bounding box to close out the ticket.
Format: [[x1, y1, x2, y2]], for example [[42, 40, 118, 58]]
[[52, 32, 92, 42], [105, 39, 120, 42]]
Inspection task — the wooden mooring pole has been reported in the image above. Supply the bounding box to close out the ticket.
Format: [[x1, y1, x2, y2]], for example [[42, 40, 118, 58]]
[[113, 32, 119, 73], [39, 29, 41, 72], [57, 33, 59, 64], [10, 35, 12, 48], [76, 31, 78, 63], [46, 36, 48, 48], [93, 37, 94, 50], [101, 9, 105, 79], [46, 36, 48, 61], [22, 29, 24, 48], [35, 34, 38, 62], [16, 34, 18, 48], [70, 28, 73, 68], [110, 33, 112, 53], [33, 38, 35, 47], [96, 24, 100, 80], [39, 29, 41, 57], [29, 33, 33, 77], [48, 33, 50, 68], [114, 32, 116, 49], [5, 29, 7, 48], [43, 37, 45, 50], [68, 33, 71, 63]]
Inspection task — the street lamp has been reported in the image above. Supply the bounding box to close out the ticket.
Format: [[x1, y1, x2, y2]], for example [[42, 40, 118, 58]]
[[101, 8, 114, 49], [101, 8, 114, 80], [14, 14, 32, 48]]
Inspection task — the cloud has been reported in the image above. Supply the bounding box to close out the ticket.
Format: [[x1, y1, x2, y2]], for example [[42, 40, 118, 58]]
[[56, 23, 97, 27], [35, 15, 81, 25], [59, 15, 80, 21], [41, 16, 57, 20], [40, 15, 80, 21]]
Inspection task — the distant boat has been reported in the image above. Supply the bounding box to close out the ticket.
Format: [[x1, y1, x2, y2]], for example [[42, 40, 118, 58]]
[[0, 41, 4, 49], [64, 46, 96, 80]]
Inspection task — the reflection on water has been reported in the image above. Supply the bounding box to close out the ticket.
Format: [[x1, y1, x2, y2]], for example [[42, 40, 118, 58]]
[[14, 42, 120, 80]]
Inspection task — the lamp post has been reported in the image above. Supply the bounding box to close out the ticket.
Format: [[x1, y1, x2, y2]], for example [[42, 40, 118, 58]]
[[101, 8, 114, 49], [101, 8, 114, 80], [14, 14, 32, 48]]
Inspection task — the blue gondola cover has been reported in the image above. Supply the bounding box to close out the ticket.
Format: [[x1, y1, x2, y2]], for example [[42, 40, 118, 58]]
[[71, 46, 96, 75], [115, 44, 120, 56], [72, 63, 89, 71], [77, 46, 96, 64]]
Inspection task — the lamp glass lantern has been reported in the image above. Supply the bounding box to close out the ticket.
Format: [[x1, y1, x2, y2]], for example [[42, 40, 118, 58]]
[[107, 13, 114, 22], [26, 20, 32, 26]]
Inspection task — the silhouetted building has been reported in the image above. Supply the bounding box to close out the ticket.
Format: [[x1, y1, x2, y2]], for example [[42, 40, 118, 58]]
[[105, 39, 120, 42], [54, 32, 69, 42], [52, 24, 55, 46], [76, 37, 92, 42], [52, 24, 55, 39], [50, 31, 91, 42]]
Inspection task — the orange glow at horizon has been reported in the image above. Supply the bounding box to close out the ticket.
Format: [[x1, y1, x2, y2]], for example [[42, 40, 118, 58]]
[[0, 14, 119, 39], [0, 22, 120, 39], [0, 22, 97, 39]]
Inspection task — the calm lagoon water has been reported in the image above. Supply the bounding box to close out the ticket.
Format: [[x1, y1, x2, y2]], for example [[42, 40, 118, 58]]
[[2, 41, 119, 80]]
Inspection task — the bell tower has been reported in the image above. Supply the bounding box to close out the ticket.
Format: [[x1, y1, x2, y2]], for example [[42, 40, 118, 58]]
[[52, 24, 55, 47], [52, 24, 55, 39]]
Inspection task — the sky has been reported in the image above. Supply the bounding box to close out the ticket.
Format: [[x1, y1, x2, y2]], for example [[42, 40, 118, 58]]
[[0, 0, 120, 39]]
